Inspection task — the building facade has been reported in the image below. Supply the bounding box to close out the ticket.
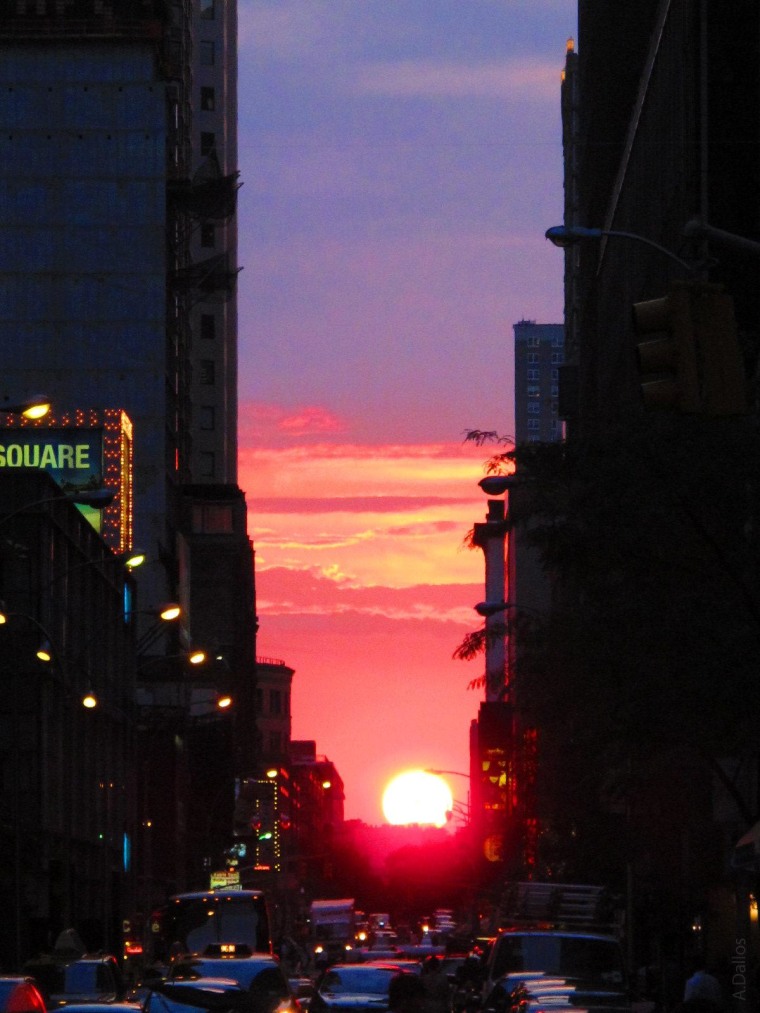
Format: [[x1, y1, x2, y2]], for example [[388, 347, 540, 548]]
[[0, 0, 260, 933], [550, 0, 760, 975], [513, 321, 565, 445]]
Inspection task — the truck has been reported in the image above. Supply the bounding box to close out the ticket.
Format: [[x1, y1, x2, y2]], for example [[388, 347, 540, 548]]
[[309, 898, 357, 965], [481, 882, 628, 1013]]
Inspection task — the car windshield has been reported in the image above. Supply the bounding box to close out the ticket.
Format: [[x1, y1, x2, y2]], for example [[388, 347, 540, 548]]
[[321, 969, 395, 995], [491, 936, 624, 986]]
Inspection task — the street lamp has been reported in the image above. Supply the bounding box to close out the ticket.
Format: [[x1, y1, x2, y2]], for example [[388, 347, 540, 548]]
[[546, 220, 760, 266], [545, 224, 698, 272], [0, 394, 52, 420]]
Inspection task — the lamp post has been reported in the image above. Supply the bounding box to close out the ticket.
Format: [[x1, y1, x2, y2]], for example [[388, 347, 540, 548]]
[[471, 476, 516, 703]]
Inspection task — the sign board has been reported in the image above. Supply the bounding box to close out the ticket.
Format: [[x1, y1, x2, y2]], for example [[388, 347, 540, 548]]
[[210, 870, 241, 889], [0, 409, 133, 552]]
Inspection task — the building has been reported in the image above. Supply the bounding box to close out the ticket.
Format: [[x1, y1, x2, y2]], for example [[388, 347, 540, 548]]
[[0, 469, 137, 963], [0, 0, 259, 926], [549, 0, 760, 974], [513, 321, 565, 444]]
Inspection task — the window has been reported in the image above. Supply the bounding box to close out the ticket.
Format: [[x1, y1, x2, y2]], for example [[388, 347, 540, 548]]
[[200, 223, 215, 248], [200, 131, 215, 156], [192, 503, 233, 532], [527, 403, 540, 413], [200, 0, 215, 18], [200, 359, 215, 385], [199, 406, 215, 431], [527, 384, 541, 397], [527, 353, 538, 364], [552, 334, 564, 347], [552, 352, 564, 363], [201, 86, 215, 111], [527, 369, 539, 380], [270, 690, 282, 716], [551, 385, 559, 396], [528, 336, 540, 347], [199, 452, 215, 478], [552, 369, 559, 379], [200, 314, 215, 340], [527, 419, 540, 430], [200, 41, 215, 65]]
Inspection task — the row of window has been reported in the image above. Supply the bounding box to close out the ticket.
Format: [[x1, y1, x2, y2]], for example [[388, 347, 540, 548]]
[[525, 335, 564, 348], [527, 384, 560, 397], [526, 352, 564, 363], [527, 368, 561, 380], [526, 418, 562, 431]]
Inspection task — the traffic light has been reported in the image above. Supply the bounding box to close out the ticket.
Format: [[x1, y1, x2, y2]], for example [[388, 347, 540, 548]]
[[633, 283, 700, 412], [633, 281, 746, 415]]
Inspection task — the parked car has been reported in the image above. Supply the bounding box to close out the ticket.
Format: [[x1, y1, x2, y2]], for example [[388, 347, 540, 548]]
[[311, 964, 412, 1013], [0, 977, 46, 1013]]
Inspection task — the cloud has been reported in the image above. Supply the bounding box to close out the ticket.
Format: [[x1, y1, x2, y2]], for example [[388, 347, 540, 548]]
[[255, 564, 479, 625], [354, 57, 563, 101]]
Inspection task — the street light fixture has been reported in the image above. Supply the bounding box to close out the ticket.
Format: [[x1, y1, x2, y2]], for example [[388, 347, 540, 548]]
[[0, 394, 52, 420], [545, 224, 698, 272]]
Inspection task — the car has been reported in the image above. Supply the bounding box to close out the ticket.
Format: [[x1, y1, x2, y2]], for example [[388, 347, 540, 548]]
[[0, 977, 46, 1013], [311, 963, 412, 1013], [24, 956, 126, 1007], [146, 978, 254, 1013], [168, 949, 299, 1013], [54, 1005, 142, 1013]]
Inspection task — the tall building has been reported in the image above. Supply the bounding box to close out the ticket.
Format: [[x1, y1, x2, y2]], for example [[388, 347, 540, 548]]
[[550, 0, 760, 972], [0, 0, 247, 626], [513, 321, 565, 445], [0, 0, 258, 914]]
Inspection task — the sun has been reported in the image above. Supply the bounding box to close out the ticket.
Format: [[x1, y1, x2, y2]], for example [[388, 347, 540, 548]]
[[382, 770, 454, 827]]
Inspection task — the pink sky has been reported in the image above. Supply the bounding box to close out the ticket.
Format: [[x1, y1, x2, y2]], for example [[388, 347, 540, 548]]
[[235, 1, 575, 824], [239, 431, 491, 824]]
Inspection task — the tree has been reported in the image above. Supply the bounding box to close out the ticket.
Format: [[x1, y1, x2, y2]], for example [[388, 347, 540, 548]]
[[461, 415, 760, 910]]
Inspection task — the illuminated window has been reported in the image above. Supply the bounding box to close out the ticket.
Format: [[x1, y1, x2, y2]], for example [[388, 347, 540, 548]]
[[200, 41, 215, 65], [200, 314, 215, 340], [201, 86, 215, 111], [527, 384, 540, 397]]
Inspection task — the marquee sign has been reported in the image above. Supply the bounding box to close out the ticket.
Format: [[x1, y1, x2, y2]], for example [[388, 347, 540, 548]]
[[0, 408, 133, 553]]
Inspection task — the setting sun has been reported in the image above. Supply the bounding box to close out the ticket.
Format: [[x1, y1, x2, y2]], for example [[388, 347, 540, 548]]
[[382, 770, 454, 827]]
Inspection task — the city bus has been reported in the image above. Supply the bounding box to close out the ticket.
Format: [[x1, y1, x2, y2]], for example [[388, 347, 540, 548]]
[[149, 889, 272, 962]]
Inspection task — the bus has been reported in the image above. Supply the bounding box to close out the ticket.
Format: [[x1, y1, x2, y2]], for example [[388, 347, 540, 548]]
[[149, 890, 272, 961]]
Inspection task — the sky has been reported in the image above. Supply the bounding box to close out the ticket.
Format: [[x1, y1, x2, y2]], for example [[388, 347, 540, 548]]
[[234, 0, 577, 826]]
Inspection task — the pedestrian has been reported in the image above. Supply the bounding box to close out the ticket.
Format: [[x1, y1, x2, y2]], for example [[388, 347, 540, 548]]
[[421, 956, 451, 1013], [389, 973, 427, 1013], [683, 960, 723, 1012]]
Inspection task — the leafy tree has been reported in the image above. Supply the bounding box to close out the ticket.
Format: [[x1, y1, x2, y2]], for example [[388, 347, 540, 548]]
[[461, 414, 760, 898]]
